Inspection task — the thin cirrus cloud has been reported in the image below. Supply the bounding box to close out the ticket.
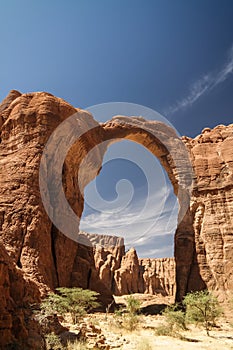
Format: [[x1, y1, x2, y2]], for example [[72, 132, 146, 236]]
[[80, 183, 178, 257], [165, 44, 233, 115]]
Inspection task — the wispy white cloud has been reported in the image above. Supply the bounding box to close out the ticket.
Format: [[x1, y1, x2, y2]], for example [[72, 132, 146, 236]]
[[80, 140, 179, 258], [137, 243, 174, 259], [165, 44, 233, 115], [80, 185, 178, 257]]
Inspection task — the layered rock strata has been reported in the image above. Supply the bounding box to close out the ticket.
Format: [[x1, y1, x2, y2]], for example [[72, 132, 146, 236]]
[[0, 90, 233, 347]]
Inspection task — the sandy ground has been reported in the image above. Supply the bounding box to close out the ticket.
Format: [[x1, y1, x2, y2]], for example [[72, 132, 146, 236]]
[[62, 293, 233, 349], [87, 313, 233, 350]]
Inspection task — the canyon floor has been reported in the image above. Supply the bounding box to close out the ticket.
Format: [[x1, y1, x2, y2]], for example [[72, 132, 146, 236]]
[[57, 294, 233, 350]]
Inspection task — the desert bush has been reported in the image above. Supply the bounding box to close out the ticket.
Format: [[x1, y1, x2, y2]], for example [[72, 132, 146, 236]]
[[155, 303, 186, 339], [183, 290, 222, 336], [155, 323, 172, 336], [125, 295, 141, 315], [122, 312, 140, 331], [45, 332, 62, 350], [40, 287, 100, 324], [121, 295, 141, 330], [163, 304, 187, 331], [114, 295, 141, 331]]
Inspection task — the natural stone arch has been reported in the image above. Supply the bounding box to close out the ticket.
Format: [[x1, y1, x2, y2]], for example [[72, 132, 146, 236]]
[[0, 91, 204, 309], [59, 114, 201, 302], [99, 116, 197, 301], [2, 90, 233, 348]]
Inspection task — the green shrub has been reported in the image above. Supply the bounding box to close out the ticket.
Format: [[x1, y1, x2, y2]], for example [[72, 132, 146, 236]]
[[183, 290, 222, 336], [114, 295, 141, 331], [40, 287, 100, 324], [155, 324, 173, 336], [122, 313, 140, 331], [155, 303, 186, 339], [45, 332, 62, 350], [163, 304, 187, 331], [125, 295, 141, 315]]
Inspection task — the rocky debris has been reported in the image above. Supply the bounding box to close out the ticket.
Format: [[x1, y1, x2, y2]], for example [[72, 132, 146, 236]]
[[60, 321, 110, 349], [79, 323, 110, 349], [81, 316, 131, 350]]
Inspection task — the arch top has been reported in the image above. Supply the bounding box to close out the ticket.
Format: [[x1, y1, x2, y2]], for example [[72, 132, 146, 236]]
[[101, 115, 194, 199]]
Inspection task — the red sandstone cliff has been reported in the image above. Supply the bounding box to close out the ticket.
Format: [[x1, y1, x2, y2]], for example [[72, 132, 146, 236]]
[[183, 126, 233, 296], [91, 240, 176, 298], [0, 90, 233, 348], [0, 91, 112, 347]]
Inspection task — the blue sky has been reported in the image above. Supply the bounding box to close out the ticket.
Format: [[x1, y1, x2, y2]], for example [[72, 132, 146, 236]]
[[80, 140, 178, 257], [1, 1, 233, 257]]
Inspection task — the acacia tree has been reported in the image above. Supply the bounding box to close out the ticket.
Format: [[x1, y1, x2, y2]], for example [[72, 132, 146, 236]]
[[40, 287, 100, 324], [183, 290, 222, 336]]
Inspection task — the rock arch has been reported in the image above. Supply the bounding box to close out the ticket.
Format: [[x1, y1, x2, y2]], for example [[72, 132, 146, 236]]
[[63, 114, 199, 301], [0, 92, 201, 304], [101, 116, 198, 301], [2, 90, 233, 347]]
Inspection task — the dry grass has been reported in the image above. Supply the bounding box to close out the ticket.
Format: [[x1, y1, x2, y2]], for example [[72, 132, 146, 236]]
[[53, 293, 233, 350], [85, 312, 233, 349]]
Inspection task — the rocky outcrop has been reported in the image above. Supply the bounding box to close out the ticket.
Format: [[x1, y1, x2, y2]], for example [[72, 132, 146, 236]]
[[113, 248, 142, 295], [183, 125, 233, 298], [92, 242, 176, 297], [0, 91, 113, 347], [1, 89, 233, 346], [84, 232, 125, 292], [139, 257, 176, 296], [0, 243, 42, 348]]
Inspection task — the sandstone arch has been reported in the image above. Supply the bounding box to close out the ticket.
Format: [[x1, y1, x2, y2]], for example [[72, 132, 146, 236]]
[[61, 114, 198, 301], [0, 91, 202, 305], [1, 91, 233, 347], [101, 116, 198, 301]]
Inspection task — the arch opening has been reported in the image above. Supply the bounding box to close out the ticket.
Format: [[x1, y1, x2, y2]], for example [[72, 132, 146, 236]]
[[80, 139, 178, 259], [40, 114, 197, 301]]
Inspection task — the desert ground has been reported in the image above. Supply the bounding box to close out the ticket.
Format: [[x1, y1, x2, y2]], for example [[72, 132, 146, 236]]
[[57, 294, 233, 350]]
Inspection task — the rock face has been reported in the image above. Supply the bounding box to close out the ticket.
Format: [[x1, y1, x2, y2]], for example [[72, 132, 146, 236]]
[[113, 250, 175, 297], [139, 257, 176, 297], [0, 90, 233, 346], [92, 242, 176, 297], [0, 91, 113, 347], [0, 242, 42, 348], [183, 125, 233, 297]]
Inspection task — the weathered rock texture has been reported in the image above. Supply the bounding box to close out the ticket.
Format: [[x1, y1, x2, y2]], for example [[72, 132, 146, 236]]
[[0, 242, 42, 348], [92, 242, 176, 297], [0, 90, 233, 346], [139, 257, 176, 296], [0, 91, 112, 347], [183, 125, 233, 298]]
